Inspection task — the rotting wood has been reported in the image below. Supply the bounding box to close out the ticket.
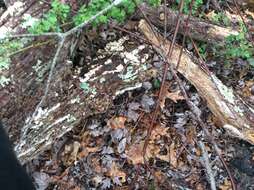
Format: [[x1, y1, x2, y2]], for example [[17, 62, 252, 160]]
[[1, 33, 156, 164], [137, 4, 239, 44], [139, 19, 254, 144]]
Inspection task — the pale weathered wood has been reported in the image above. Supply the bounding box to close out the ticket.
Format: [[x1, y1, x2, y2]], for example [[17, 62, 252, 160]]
[[139, 19, 254, 144]]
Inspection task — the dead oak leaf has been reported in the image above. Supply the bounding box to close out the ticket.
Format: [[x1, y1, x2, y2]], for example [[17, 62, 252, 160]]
[[165, 90, 185, 103], [126, 141, 170, 164], [108, 116, 127, 129], [126, 141, 154, 165], [160, 90, 185, 109]]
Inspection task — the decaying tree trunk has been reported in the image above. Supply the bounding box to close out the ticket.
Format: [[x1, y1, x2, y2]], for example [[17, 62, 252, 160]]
[[138, 4, 239, 44], [1, 4, 156, 163], [139, 19, 254, 144]]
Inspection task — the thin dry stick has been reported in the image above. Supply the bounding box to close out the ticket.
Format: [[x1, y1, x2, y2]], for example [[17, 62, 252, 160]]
[[8, 39, 55, 57], [163, 0, 167, 39], [198, 141, 217, 190]]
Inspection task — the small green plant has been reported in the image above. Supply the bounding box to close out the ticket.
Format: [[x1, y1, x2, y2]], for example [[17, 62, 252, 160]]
[[147, 0, 161, 7], [28, 0, 162, 33], [210, 12, 230, 26], [198, 43, 207, 59], [74, 0, 136, 26], [224, 32, 253, 60], [175, 0, 203, 15], [152, 78, 161, 89], [28, 0, 70, 33], [222, 22, 253, 60], [213, 22, 253, 66]]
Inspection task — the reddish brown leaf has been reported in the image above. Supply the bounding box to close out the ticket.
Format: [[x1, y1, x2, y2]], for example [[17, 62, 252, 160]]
[[108, 116, 127, 129]]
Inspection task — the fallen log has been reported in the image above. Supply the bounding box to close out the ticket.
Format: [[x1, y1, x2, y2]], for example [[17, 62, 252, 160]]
[[1, 33, 157, 164], [230, 0, 254, 10], [139, 19, 254, 144], [138, 4, 239, 44]]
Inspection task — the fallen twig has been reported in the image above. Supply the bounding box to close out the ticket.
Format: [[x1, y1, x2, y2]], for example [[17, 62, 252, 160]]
[[198, 141, 217, 190]]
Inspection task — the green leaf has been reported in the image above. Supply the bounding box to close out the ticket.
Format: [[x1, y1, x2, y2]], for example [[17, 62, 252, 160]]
[[248, 58, 254, 67], [153, 78, 161, 89]]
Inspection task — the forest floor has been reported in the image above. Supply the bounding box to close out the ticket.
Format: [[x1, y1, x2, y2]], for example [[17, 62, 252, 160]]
[[1, 0, 254, 190]]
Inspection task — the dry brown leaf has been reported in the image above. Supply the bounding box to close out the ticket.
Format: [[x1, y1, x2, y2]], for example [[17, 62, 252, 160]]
[[126, 141, 154, 164], [108, 116, 127, 129], [150, 124, 169, 141], [78, 146, 99, 158], [166, 90, 185, 103], [154, 171, 166, 185], [219, 178, 232, 190], [69, 141, 80, 162], [242, 80, 254, 97], [107, 162, 126, 183], [160, 89, 185, 109]]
